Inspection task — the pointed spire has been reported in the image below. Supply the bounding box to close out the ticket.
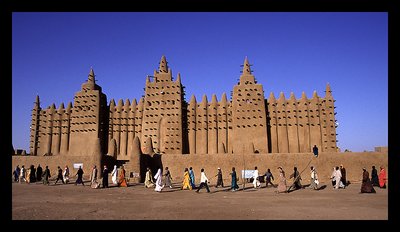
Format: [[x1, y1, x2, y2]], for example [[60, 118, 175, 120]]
[[312, 90, 319, 98], [201, 94, 208, 105], [269, 92, 276, 102], [124, 99, 130, 112], [117, 99, 123, 112], [289, 92, 296, 101], [211, 94, 218, 104], [325, 83, 332, 98], [278, 92, 286, 102], [88, 67, 95, 84], [131, 99, 137, 111], [242, 56, 252, 75], [34, 95, 40, 109], [159, 55, 168, 73], [176, 72, 181, 84], [66, 102, 72, 114], [146, 75, 150, 84], [58, 103, 65, 113], [301, 91, 308, 100], [189, 94, 197, 104], [220, 92, 227, 104]]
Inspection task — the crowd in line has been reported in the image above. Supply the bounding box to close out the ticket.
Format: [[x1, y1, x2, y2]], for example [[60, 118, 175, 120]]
[[13, 163, 387, 194]]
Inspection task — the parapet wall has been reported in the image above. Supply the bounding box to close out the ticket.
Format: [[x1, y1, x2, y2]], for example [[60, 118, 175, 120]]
[[160, 152, 388, 186]]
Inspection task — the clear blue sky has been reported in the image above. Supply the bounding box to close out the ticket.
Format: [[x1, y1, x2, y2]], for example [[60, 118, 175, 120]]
[[12, 12, 388, 153]]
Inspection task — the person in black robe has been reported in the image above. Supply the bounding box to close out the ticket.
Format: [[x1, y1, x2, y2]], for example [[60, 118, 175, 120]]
[[55, 166, 65, 184], [36, 164, 43, 181], [102, 165, 109, 188], [360, 168, 376, 193], [30, 165, 36, 183], [289, 167, 302, 190], [42, 166, 51, 185], [215, 168, 224, 188], [371, 166, 379, 186], [75, 166, 85, 186], [340, 164, 347, 187]]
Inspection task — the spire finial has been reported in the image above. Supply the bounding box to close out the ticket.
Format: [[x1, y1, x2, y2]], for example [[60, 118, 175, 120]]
[[88, 67, 95, 83], [242, 56, 252, 75], [159, 55, 168, 73]]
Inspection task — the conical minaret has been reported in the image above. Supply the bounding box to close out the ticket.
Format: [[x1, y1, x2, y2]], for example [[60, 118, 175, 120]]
[[88, 67, 95, 84], [242, 56, 252, 75], [159, 55, 168, 73]]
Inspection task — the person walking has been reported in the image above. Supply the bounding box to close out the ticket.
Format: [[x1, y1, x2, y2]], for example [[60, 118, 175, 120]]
[[215, 167, 224, 188], [154, 167, 164, 192], [289, 167, 302, 190], [264, 168, 275, 188], [276, 167, 287, 193], [196, 168, 210, 193], [19, 165, 26, 183], [75, 166, 85, 186], [371, 166, 379, 186], [42, 166, 51, 185], [63, 165, 70, 184], [144, 167, 155, 188], [90, 165, 98, 187], [102, 165, 109, 188], [181, 168, 192, 190], [361, 167, 376, 193], [252, 166, 260, 189], [54, 166, 65, 184], [340, 164, 347, 188], [163, 167, 173, 188], [118, 166, 128, 187], [308, 166, 319, 190], [36, 164, 43, 182], [13, 165, 20, 182], [189, 167, 196, 189], [230, 167, 239, 191], [378, 166, 387, 188], [111, 165, 118, 185]]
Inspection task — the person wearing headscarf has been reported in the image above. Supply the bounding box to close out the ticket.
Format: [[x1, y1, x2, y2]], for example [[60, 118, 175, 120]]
[[19, 165, 26, 183], [371, 166, 379, 186], [36, 164, 43, 182], [118, 166, 128, 187], [102, 165, 109, 188], [189, 167, 196, 189], [181, 167, 192, 190], [215, 167, 224, 188], [276, 167, 287, 193], [74, 166, 84, 186], [264, 168, 275, 188], [144, 167, 155, 188], [63, 165, 70, 184], [340, 164, 347, 188], [111, 165, 118, 185], [25, 167, 31, 184], [13, 165, 20, 182], [229, 167, 239, 191], [361, 167, 376, 193], [154, 167, 164, 192], [308, 166, 319, 190], [90, 165, 98, 186], [330, 167, 336, 187], [378, 166, 387, 188], [163, 167, 173, 188], [43, 166, 51, 185]]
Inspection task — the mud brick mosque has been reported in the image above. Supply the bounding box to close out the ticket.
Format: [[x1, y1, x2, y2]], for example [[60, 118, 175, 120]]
[[15, 56, 370, 183]]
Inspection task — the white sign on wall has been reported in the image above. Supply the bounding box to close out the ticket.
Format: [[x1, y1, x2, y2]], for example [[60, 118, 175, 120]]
[[73, 163, 83, 169], [242, 170, 255, 179]]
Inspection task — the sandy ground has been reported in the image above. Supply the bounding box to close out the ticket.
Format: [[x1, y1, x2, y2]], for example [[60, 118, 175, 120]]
[[12, 179, 388, 220]]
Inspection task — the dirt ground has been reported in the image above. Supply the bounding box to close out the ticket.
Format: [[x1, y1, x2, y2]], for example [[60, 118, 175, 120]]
[[12, 179, 388, 220]]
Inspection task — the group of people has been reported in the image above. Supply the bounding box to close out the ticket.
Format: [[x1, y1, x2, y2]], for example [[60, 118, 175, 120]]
[[14, 162, 387, 195]]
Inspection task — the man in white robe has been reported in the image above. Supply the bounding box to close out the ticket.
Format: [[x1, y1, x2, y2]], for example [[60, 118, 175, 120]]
[[333, 166, 343, 189], [111, 165, 118, 185], [154, 168, 164, 192], [253, 166, 260, 188]]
